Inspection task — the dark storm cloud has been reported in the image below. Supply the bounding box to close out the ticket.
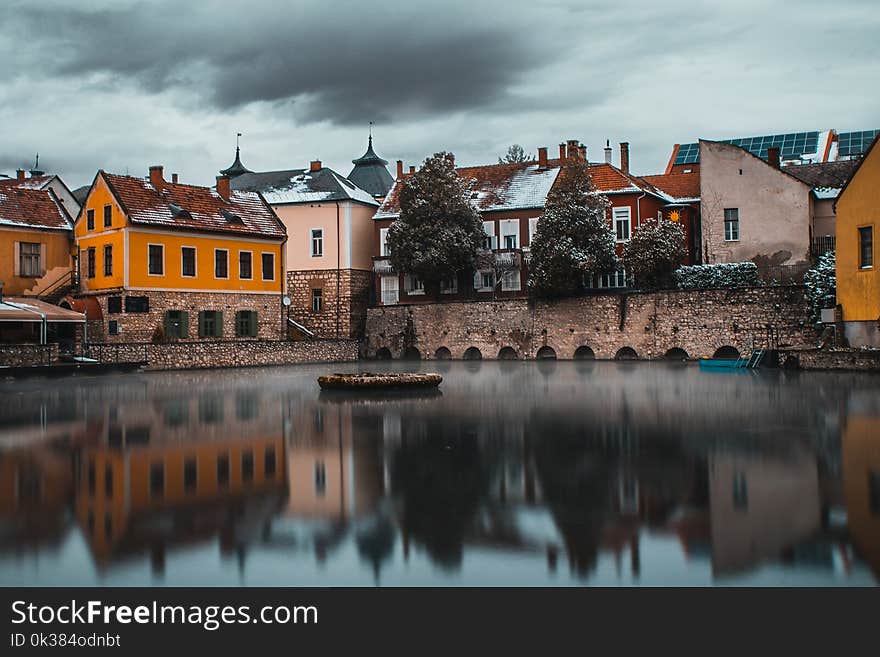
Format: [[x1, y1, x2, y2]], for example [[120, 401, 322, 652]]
[[3, 0, 554, 125]]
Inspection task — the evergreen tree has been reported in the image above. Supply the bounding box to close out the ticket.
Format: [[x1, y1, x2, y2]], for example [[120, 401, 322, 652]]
[[498, 144, 529, 164], [623, 217, 687, 289], [804, 251, 836, 327], [386, 152, 484, 296], [528, 158, 616, 297]]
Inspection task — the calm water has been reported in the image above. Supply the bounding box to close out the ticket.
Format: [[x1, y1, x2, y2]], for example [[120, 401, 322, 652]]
[[1, 361, 878, 587]]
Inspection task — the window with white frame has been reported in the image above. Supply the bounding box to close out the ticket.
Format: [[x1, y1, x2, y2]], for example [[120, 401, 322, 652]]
[[724, 208, 739, 241], [406, 274, 425, 294], [380, 275, 399, 305], [527, 218, 539, 246], [613, 207, 631, 242], [859, 226, 873, 269], [501, 268, 521, 291], [482, 221, 497, 250], [18, 242, 42, 277], [474, 271, 495, 291], [441, 277, 458, 294], [586, 265, 629, 289], [181, 247, 196, 277], [379, 227, 390, 256], [239, 251, 252, 279], [148, 244, 164, 275], [311, 229, 324, 257], [500, 219, 519, 249]]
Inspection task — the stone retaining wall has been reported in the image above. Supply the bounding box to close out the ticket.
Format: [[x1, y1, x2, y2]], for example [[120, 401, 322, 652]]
[[788, 348, 880, 372], [366, 286, 817, 360], [86, 338, 357, 371], [0, 344, 59, 367]]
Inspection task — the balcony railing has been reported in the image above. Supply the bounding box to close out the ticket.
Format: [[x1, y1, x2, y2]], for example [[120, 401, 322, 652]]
[[493, 250, 522, 269], [811, 235, 835, 256], [381, 290, 399, 305], [373, 257, 394, 274]]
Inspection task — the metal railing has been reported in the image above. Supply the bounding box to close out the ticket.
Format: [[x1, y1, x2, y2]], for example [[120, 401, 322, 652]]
[[84, 342, 149, 365], [811, 236, 835, 256], [373, 258, 394, 274]]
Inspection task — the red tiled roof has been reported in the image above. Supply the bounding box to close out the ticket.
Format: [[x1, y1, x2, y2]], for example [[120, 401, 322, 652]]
[[374, 158, 664, 218], [0, 185, 72, 230], [641, 171, 701, 201], [99, 172, 285, 239]]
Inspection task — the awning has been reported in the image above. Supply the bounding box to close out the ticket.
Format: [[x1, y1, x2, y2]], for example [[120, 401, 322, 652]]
[[0, 297, 86, 323], [64, 295, 103, 322]]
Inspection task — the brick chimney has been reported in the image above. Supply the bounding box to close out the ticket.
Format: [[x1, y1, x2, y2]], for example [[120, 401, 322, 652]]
[[619, 142, 630, 174], [579, 145, 587, 161], [310, 160, 322, 172], [567, 139, 579, 160], [537, 146, 548, 168], [171, 173, 179, 184], [767, 146, 780, 169], [216, 175, 230, 202], [396, 160, 404, 178], [149, 165, 164, 192], [604, 140, 612, 164], [16, 169, 25, 182], [559, 143, 566, 160]]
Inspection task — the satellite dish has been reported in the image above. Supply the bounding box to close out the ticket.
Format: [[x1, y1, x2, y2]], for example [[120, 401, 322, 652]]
[[282, 296, 291, 307]]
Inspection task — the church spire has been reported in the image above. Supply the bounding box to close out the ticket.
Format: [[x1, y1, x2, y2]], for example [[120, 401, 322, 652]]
[[220, 132, 251, 178]]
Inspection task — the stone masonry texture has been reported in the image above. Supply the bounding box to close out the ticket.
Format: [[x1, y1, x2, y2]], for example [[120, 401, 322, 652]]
[[366, 286, 818, 360], [286, 268, 372, 339]]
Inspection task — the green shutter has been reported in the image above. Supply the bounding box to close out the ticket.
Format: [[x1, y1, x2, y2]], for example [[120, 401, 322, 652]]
[[198, 311, 206, 338], [179, 311, 189, 339], [235, 311, 243, 337], [215, 311, 223, 338], [164, 311, 174, 338]]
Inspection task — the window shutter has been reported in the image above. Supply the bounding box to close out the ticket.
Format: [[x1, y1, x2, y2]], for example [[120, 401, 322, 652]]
[[215, 311, 223, 338], [164, 311, 173, 337], [235, 311, 243, 337], [13, 242, 20, 276], [40, 243, 47, 276], [179, 311, 189, 339], [473, 271, 481, 289], [528, 218, 539, 243], [198, 311, 206, 338], [249, 311, 258, 337]]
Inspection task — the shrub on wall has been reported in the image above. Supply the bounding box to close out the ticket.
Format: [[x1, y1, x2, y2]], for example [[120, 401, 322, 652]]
[[623, 217, 687, 289], [803, 251, 835, 327], [673, 262, 759, 289]]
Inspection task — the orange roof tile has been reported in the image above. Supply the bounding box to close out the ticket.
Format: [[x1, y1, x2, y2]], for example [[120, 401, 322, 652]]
[[0, 185, 72, 230], [98, 172, 285, 239], [641, 171, 701, 201]]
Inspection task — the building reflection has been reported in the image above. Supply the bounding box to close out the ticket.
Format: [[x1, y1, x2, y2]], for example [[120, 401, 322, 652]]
[[842, 414, 880, 578]]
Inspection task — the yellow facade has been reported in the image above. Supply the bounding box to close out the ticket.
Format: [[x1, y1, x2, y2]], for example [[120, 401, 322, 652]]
[[0, 226, 72, 296], [76, 176, 284, 294], [836, 139, 880, 324]]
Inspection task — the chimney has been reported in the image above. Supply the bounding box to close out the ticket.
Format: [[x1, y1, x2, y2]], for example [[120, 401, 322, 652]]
[[537, 146, 548, 168], [16, 169, 25, 182], [567, 139, 579, 160], [216, 176, 230, 202], [171, 173, 179, 184], [579, 145, 587, 161], [559, 143, 566, 160], [396, 160, 404, 178], [604, 140, 612, 164], [619, 142, 629, 174], [767, 146, 780, 169], [310, 160, 322, 172], [149, 165, 164, 192], [409, 166, 415, 174]]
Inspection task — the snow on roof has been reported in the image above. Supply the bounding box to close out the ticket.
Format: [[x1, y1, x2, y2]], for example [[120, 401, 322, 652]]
[[231, 167, 378, 207], [0, 185, 72, 230], [813, 187, 842, 200]]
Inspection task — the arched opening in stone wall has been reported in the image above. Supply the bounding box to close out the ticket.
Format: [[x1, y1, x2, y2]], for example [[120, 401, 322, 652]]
[[498, 346, 518, 360], [375, 347, 392, 360], [573, 345, 595, 360], [402, 346, 421, 360], [434, 346, 452, 360], [463, 347, 483, 360], [713, 346, 740, 360], [664, 347, 689, 361], [615, 346, 639, 360], [536, 346, 557, 360]]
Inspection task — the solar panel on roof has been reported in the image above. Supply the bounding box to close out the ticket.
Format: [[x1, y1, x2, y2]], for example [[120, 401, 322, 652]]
[[838, 129, 879, 156], [674, 131, 821, 165]]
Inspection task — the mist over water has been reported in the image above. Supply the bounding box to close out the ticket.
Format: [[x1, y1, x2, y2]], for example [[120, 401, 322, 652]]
[[1, 361, 878, 586]]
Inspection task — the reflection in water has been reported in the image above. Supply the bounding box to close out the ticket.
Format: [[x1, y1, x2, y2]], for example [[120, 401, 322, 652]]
[[0, 363, 878, 586]]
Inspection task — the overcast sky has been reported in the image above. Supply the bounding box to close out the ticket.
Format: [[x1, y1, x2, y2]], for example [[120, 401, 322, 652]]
[[1, 0, 877, 189]]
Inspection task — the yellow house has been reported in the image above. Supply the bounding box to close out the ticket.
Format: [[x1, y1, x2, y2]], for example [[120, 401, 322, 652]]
[[835, 134, 880, 347], [0, 177, 74, 297], [75, 167, 286, 341]]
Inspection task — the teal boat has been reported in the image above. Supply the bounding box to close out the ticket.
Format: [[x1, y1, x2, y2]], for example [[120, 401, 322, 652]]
[[698, 357, 747, 370]]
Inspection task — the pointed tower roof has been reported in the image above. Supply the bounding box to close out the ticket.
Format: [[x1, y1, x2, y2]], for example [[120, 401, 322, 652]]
[[220, 146, 252, 178], [348, 134, 394, 198]]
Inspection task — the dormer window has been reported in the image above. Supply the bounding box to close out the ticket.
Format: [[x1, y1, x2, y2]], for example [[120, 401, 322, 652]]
[[221, 208, 243, 224], [169, 203, 192, 219]]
